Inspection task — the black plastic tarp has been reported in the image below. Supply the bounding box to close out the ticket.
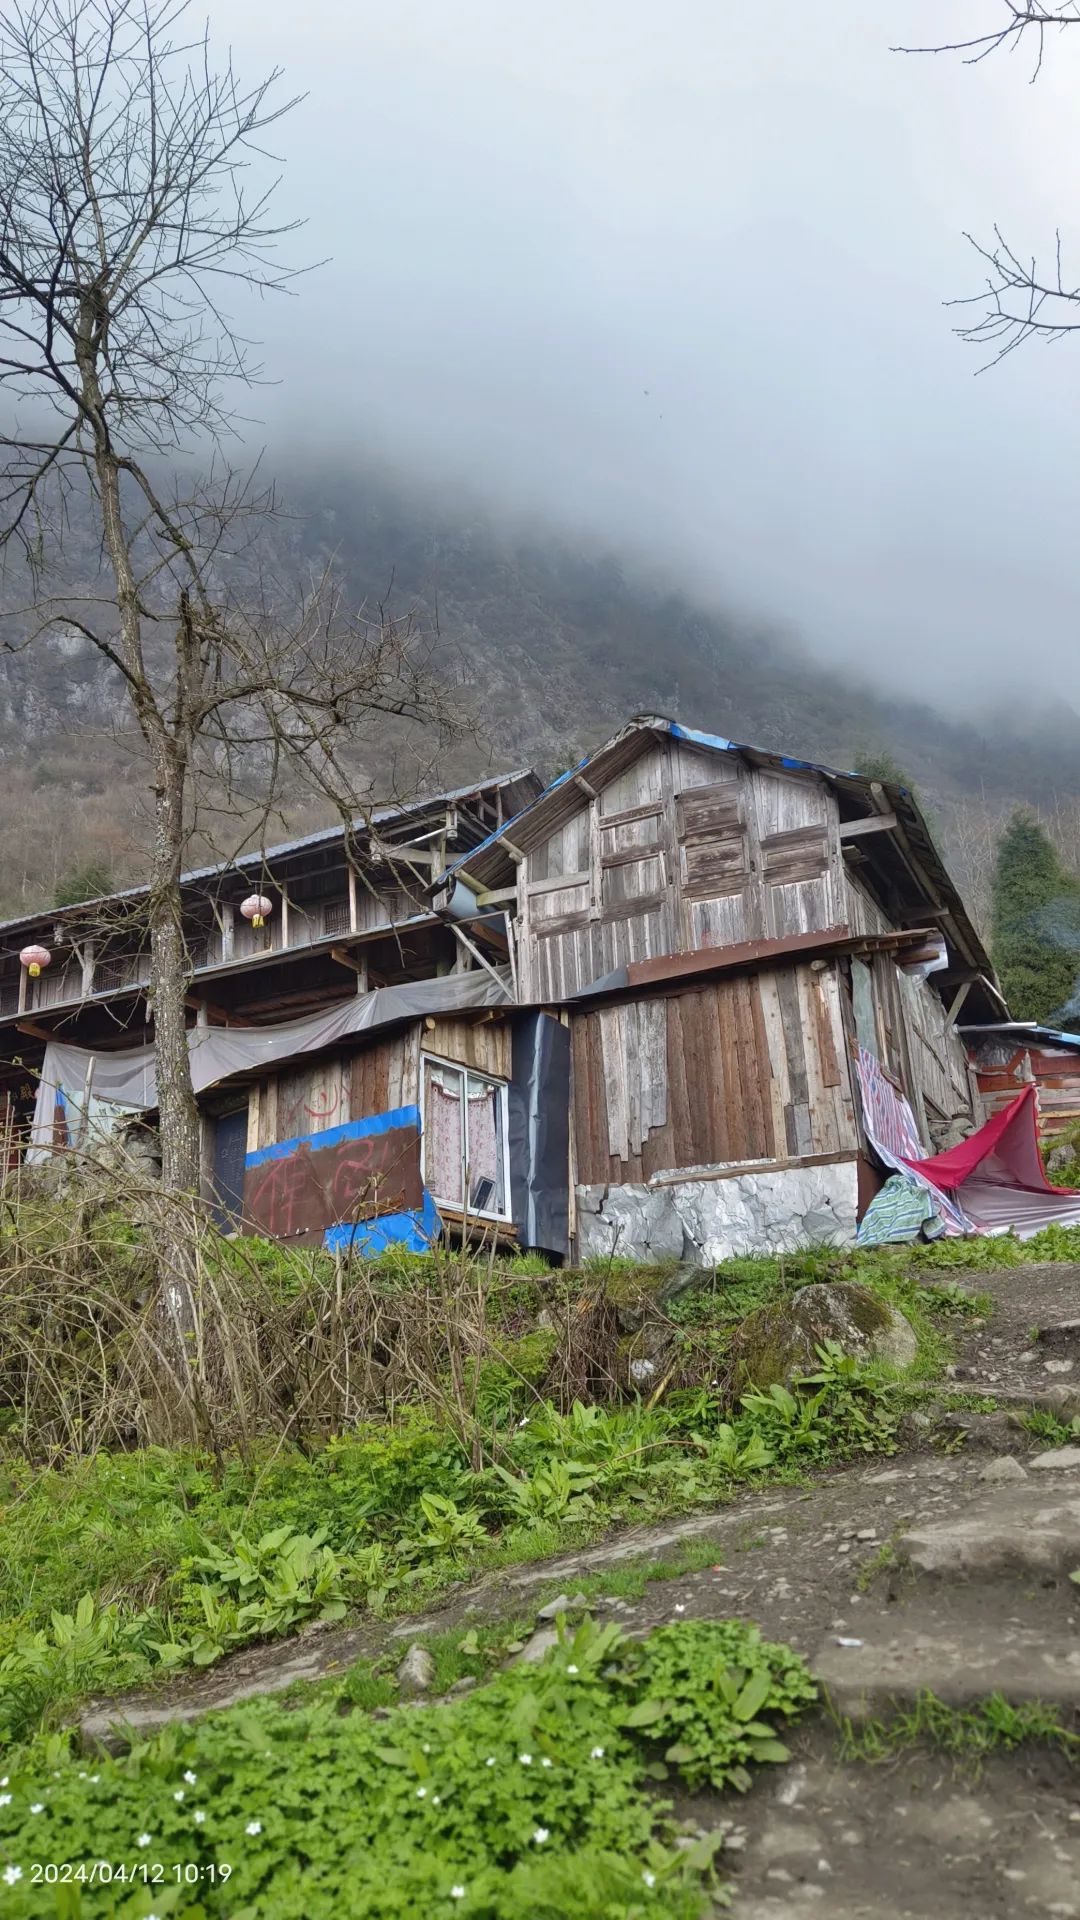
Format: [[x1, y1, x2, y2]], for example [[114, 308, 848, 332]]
[[508, 1012, 570, 1259]]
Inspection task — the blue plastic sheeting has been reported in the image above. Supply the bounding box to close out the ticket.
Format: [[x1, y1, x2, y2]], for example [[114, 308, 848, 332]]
[[668, 721, 865, 783], [324, 1188, 441, 1255], [244, 1104, 419, 1170]]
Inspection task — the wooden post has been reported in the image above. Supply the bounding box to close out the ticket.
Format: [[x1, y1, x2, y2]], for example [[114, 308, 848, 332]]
[[220, 903, 235, 963], [347, 865, 358, 933]]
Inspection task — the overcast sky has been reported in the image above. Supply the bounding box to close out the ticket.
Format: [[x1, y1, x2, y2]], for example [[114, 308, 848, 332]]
[[217, 0, 1080, 700]]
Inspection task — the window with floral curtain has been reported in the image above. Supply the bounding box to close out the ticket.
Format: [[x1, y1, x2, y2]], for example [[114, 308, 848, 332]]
[[422, 1058, 508, 1218]]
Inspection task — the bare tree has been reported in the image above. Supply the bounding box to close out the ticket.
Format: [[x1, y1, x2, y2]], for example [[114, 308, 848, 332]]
[[0, 0, 464, 1193], [896, 5, 1080, 364]]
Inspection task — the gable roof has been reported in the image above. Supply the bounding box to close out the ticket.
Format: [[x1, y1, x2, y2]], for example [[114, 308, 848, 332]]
[[437, 714, 1002, 1006]]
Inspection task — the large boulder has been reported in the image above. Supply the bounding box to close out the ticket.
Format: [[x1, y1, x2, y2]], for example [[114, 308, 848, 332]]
[[727, 1281, 918, 1390]]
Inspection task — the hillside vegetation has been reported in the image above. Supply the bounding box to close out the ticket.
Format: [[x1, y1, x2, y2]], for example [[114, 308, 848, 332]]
[[2, 464, 1080, 922]]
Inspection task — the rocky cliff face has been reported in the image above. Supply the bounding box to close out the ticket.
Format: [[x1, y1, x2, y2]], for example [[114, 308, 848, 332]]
[[1, 461, 1077, 919]]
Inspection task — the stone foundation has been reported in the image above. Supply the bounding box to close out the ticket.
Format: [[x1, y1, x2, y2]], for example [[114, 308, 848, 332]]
[[575, 1159, 859, 1265]]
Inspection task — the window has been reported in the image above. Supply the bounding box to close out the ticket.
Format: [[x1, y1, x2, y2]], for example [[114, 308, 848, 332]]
[[422, 1056, 510, 1220]]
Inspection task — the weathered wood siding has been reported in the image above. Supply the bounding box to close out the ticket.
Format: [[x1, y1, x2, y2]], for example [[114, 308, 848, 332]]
[[842, 873, 972, 1134], [897, 969, 973, 1128], [420, 1015, 511, 1079], [246, 1029, 421, 1153], [571, 963, 858, 1184], [518, 737, 846, 999]]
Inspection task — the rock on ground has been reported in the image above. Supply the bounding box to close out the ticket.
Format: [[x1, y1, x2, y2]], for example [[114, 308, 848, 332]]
[[396, 1643, 436, 1696], [727, 1281, 917, 1389]]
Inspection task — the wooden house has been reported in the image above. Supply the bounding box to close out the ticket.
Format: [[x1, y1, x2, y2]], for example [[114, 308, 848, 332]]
[[3, 715, 1007, 1262], [434, 717, 1005, 1262], [963, 1022, 1080, 1142]]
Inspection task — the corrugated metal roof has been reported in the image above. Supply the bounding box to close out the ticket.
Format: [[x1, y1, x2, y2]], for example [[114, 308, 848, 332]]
[[0, 768, 538, 943], [961, 1022, 1080, 1053]]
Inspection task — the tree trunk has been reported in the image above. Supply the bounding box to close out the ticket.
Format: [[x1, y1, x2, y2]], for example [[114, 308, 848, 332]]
[[148, 750, 201, 1193]]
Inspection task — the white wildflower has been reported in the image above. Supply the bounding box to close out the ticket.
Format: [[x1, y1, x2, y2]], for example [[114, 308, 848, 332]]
[[566, 1664, 579, 1675], [518, 1754, 532, 1766], [449, 1890, 466, 1902], [0, 1778, 7, 1787], [674, 1604, 686, 1614], [173, 1789, 185, 1802], [484, 1757, 496, 1767], [643, 1869, 656, 1887], [28, 1804, 44, 1815], [590, 1746, 605, 1759], [0, 1796, 10, 1808], [89, 1776, 100, 1785], [532, 1827, 550, 1845], [193, 1811, 206, 1825], [540, 1757, 553, 1769], [432, 1795, 442, 1805], [183, 1770, 197, 1785], [4, 1866, 23, 1885], [136, 1834, 152, 1848], [421, 1743, 431, 1754], [416, 1788, 427, 1799], [245, 1821, 262, 1836]]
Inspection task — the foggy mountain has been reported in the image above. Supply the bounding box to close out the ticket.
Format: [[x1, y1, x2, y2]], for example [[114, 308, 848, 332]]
[[1, 459, 1078, 928]]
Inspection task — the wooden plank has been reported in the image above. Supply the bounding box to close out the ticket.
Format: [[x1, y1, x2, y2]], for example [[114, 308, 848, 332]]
[[795, 967, 832, 1153], [838, 811, 898, 840], [749, 975, 778, 1158], [624, 925, 852, 989], [774, 966, 811, 1155], [641, 998, 669, 1139], [756, 971, 791, 1155], [526, 870, 591, 896], [733, 972, 769, 1158], [599, 1004, 629, 1164], [599, 840, 664, 869], [716, 979, 746, 1162], [648, 1149, 859, 1186], [665, 994, 695, 1171]]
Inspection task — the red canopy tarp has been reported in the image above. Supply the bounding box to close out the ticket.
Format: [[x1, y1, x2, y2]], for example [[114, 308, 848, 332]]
[[901, 1085, 1080, 1236]]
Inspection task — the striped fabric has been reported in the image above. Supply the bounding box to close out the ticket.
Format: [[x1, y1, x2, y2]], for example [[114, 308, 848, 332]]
[[855, 1047, 970, 1236]]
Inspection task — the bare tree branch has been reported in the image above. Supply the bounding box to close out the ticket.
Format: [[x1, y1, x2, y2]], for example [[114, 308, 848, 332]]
[[0, 0, 470, 1204]]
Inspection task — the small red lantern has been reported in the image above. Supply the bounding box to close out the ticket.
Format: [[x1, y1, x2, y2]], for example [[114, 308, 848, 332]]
[[20, 944, 52, 978], [240, 893, 272, 930]]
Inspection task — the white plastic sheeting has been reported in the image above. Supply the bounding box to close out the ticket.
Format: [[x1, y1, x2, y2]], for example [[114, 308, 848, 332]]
[[27, 969, 512, 1160]]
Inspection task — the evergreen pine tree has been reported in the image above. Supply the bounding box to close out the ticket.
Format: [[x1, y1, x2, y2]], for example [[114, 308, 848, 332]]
[[990, 811, 1080, 1027]]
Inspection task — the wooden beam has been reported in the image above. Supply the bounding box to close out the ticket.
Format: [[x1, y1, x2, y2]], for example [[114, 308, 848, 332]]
[[839, 810, 898, 841], [184, 994, 253, 1028], [946, 980, 972, 1027], [475, 886, 518, 907], [16, 1019, 55, 1042], [574, 772, 599, 800], [526, 870, 590, 896], [330, 945, 370, 978]]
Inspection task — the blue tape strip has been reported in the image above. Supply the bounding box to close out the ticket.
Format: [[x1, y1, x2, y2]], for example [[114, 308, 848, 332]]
[[245, 1103, 420, 1169], [324, 1188, 442, 1255]]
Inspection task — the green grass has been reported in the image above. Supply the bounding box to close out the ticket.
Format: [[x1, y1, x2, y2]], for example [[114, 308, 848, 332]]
[[0, 1615, 818, 1919], [0, 1362, 901, 1749], [835, 1689, 1080, 1772]]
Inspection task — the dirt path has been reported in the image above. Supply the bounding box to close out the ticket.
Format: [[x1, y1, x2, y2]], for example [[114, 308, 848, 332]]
[[956, 1262, 1080, 1403], [78, 1264, 1080, 1916]]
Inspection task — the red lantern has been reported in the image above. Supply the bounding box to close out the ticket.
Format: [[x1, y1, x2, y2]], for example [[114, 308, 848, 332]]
[[20, 944, 52, 979], [240, 893, 272, 930]]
